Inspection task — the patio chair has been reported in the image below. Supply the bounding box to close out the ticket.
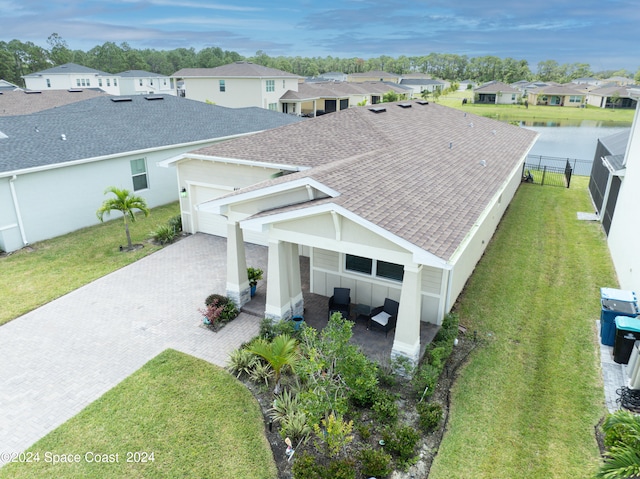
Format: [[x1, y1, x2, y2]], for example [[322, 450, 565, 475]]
[[328, 287, 351, 319], [368, 298, 399, 336]]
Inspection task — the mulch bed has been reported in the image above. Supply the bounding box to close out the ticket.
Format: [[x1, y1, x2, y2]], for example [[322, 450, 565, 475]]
[[243, 332, 478, 479]]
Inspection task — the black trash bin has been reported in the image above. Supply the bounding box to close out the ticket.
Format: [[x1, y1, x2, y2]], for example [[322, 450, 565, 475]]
[[613, 316, 640, 364]]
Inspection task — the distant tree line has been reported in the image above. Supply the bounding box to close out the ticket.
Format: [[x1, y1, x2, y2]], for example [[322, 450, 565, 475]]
[[1, 33, 638, 88]]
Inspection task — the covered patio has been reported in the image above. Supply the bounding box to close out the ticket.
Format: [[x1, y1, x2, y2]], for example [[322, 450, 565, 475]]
[[241, 254, 439, 364]]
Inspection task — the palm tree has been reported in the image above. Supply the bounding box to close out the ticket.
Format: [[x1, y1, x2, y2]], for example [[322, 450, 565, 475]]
[[597, 410, 640, 478], [248, 334, 298, 394], [96, 186, 150, 250]]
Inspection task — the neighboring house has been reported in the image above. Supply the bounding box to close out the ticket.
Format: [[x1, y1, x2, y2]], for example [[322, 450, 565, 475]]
[[586, 85, 639, 109], [588, 129, 630, 234], [603, 76, 635, 86], [398, 78, 446, 97], [347, 71, 401, 83], [459, 80, 477, 91], [319, 72, 348, 82], [473, 81, 521, 104], [511, 80, 548, 97], [0, 89, 106, 116], [0, 79, 21, 92], [572, 77, 601, 86], [160, 101, 538, 364], [0, 95, 303, 253], [599, 95, 640, 292], [527, 84, 585, 106], [22, 63, 121, 95], [172, 62, 302, 110], [117, 70, 176, 96], [280, 80, 408, 116]]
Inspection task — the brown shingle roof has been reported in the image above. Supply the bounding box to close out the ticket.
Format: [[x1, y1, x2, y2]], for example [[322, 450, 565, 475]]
[[193, 102, 538, 261], [172, 62, 301, 79], [0, 89, 106, 116]]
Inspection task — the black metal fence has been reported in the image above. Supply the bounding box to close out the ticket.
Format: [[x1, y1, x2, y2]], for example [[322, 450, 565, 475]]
[[526, 154, 593, 176], [522, 159, 572, 188]]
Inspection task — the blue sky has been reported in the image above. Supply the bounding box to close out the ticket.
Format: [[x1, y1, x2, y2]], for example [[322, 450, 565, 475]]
[[1, 0, 637, 72]]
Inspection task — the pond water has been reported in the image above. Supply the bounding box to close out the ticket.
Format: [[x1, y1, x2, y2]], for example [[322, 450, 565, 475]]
[[520, 119, 631, 161]]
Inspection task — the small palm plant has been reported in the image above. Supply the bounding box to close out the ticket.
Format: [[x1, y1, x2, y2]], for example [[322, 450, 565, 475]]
[[96, 186, 150, 250], [597, 410, 640, 478], [248, 333, 298, 394]]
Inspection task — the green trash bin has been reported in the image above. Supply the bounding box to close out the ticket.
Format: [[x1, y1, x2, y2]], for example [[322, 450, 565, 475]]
[[613, 316, 640, 364]]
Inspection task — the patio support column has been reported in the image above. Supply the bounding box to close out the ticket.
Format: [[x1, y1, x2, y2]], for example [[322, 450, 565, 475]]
[[392, 264, 422, 370], [287, 243, 303, 317], [226, 221, 250, 308], [265, 239, 292, 322]]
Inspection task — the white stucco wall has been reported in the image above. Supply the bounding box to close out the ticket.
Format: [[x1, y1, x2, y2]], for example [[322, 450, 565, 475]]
[[176, 159, 281, 239], [182, 77, 297, 109], [608, 104, 640, 292], [448, 160, 524, 306], [0, 142, 225, 252]]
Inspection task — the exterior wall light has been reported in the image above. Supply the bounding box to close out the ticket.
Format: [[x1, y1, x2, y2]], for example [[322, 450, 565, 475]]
[[180, 187, 187, 198]]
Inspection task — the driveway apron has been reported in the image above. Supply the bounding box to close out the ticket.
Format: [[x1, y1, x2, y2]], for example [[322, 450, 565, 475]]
[[0, 234, 267, 464]]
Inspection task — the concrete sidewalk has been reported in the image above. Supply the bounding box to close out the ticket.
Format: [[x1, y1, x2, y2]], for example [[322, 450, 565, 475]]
[[0, 234, 267, 464]]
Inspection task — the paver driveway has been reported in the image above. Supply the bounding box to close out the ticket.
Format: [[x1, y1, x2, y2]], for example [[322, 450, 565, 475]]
[[0, 234, 267, 464]]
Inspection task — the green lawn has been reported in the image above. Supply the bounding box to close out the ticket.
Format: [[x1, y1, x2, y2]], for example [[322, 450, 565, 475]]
[[429, 176, 616, 478], [1, 349, 277, 479], [435, 90, 634, 124], [0, 202, 180, 326]]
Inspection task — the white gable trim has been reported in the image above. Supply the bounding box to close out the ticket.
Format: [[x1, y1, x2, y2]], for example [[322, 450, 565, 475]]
[[158, 152, 308, 172], [241, 202, 450, 269], [197, 177, 339, 214]]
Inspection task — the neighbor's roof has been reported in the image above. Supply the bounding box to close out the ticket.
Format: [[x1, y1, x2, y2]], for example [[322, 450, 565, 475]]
[[0, 95, 304, 175], [531, 84, 584, 96], [22, 63, 113, 77], [589, 85, 637, 97], [117, 70, 169, 78], [191, 101, 538, 260], [474, 81, 520, 93], [348, 71, 400, 79], [399, 78, 445, 86], [0, 89, 107, 116], [599, 130, 630, 157], [172, 62, 302, 79]]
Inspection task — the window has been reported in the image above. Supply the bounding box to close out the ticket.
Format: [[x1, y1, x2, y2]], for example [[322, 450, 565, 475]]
[[98, 79, 103, 87], [268, 103, 278, 111], [81, 79, 86, 86], [130, 158, 148, 191], [114, 78, 117, 86], [346, 255, 373, 275], [46, 79, 51, 88], [569, 95, 581, 103], [163, 79, 167, 86], [219, 80, 226, 92], [376, 261, 404, 281], [345, 255, 405, 282], [139, 79, 143, 86], [266, 79, 275, 92], [149, 79, 153, 86], [107, 79, 111, 87], [76, 79, 81, 87], [87, 79, 90, 86], [282, 79, 286, 89]]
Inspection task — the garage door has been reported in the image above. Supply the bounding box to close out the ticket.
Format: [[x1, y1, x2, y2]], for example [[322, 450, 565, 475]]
[[192, 185, 268, 245]]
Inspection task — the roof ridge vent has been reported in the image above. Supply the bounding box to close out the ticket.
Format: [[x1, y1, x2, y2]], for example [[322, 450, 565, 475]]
[[368, 106, 386, 113]]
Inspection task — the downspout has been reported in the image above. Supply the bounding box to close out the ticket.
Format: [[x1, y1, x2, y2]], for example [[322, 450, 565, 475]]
[[9, 175, 28, 246]]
